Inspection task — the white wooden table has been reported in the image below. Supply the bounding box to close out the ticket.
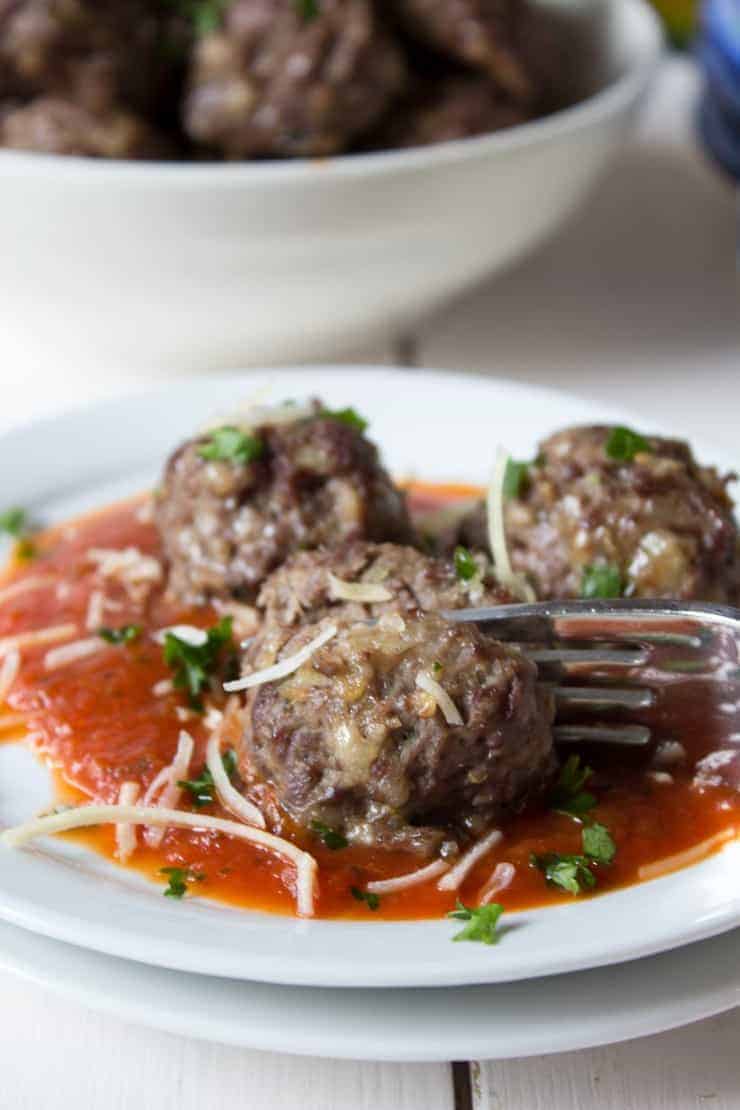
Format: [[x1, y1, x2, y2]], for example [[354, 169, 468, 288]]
[[1, 58, 739, 1110]]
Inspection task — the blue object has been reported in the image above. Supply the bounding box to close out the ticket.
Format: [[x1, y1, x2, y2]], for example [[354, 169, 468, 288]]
[[697, 0, 740, 178]]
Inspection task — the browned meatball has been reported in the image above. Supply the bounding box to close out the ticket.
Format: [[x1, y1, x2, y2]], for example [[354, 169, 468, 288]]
[[257, 540, 513, 628], [244, 610, 555, 852], [388, 0, 534, 102], [459, 425, 740, 602], [372, 72, 528, 149], [183, 0, 406, 158], [0, 94, 169, 156], [156, 405, 416, 605]]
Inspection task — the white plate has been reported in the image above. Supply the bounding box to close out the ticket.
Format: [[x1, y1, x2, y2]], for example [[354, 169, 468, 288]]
[[0, 915, 738, 1060], [1, 367, 739, 990]]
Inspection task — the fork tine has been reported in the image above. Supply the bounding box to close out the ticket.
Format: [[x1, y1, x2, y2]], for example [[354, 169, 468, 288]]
[[554, 724, 652, 746], [521, 646, 649, 666], [554, 686, 655, 709]]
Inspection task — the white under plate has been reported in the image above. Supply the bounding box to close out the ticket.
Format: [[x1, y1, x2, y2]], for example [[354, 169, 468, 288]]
[[1, 367, 739, 989], [0, 915, 739, 1060]]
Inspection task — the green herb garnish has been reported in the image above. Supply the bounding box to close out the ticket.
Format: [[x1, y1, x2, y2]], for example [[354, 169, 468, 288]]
[[503, 459, 529, 499], [0, 507, 27, 537], [531, 852, 596, 896], [98, 624, 142, 645], [178, 749, 237, 808], [160, 866, 205, 899], [317, 407, 368, 433], [454, 545, 477, 582], [198, 426, 264, 465], [549, 754, 596, 818], [447, 900, 504, 944], [310, 820, 348, 851], [582, 822, 616, 865], [163, 616, 233, 711], [164, 0, 227, 36], [15, 538, 36, 561], [432, 660, 443, 675], [294, 0, 319, 18], [605, 426, 651, 462], [350, 886, 380, 911], [580, 563, 622, 599]]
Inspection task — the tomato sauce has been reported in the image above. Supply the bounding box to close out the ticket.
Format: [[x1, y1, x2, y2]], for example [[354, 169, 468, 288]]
[[1, 488, 738, 920]]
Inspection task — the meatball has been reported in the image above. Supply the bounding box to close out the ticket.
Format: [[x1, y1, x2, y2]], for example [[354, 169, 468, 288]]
[[183, 0, 406, 158], [372, 73, 528, 149], [257, 540, 513, 628], [388, 0, 534, 102], [459, 425, 740, 602], [156, 405, 415, 605], [244, 609, 555, 852], [0, 95, 169, 156]]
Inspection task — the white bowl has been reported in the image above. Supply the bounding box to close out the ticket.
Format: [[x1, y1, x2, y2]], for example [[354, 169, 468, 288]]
[[0, 0, 661, 372]]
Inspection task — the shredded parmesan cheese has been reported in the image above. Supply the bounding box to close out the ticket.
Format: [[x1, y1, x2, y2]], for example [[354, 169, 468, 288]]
[[2, 803, 318, 916], [437, 828, 503, 891], [142, 729, 194, 848], [479, 861, 516, 905], [85, 589, 105, 632], [224, 623, 337, 693], [365, 858, 449, 895], [0, 576, 57, 606], [646, 771, 674, 785], [327, 574, 393, 604], [87, 548, 162, 602], [135, 497, 155, 524], [638, 828, 736, 881], [0, 623, 77, 658], [152, 678, 174, 697], [415, 672, 463, 726], [154, 624, 208, 647], [44, 637, 105, 671], [0, 648, 20, 702], [205, 733, 265, 829], [205, 399, 313, 433], [486, 448, 535, 602], [115, 782, 140, 862]]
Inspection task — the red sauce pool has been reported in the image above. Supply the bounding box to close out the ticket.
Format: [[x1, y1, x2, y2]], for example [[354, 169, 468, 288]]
[[1, 488, 737, 920]]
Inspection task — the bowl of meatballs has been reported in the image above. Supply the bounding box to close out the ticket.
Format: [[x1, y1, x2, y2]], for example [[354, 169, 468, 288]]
[[0, 0, 661, 370]]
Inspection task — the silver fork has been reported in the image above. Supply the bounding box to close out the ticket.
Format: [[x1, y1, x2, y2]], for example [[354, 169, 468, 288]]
[[442, 599, 740, 747]]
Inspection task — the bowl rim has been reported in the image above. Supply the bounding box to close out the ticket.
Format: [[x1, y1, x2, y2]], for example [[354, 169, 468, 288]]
[[0, 0, 663, 188]]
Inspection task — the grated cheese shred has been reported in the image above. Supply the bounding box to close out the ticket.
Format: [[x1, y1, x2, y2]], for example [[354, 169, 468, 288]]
[[44, 637, 105, 671], [0, 575, 58, 606], [327, 574, 393, 604], [224, 623, 337, 693], [0, 648, 20, 702], [142, 729, 194, 848], [638, 828, 736, 881], [1, 803, 318, 916], [365, 858, 449, 895], [437, 828, 503, 891], [487, 448, 535, 602], [415, 672, 463, 726], [0, 623, 78, 658], [479, 861, 516, 905], [115, 782, 140, 862], [205, 731, 265, 829]]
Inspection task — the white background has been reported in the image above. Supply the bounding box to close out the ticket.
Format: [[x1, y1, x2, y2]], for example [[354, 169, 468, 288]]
[[0, 58, 738, 1108]]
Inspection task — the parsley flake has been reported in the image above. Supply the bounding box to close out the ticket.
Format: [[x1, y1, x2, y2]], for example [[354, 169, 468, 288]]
[[178, 748, 237, 808], [503, 459, 529, 499], [582, 821, 616, 865], [581, 563, 622, 599], [98, 624, 142, 645], [605, 426, 652, 462], [350, 886, 380, 911], [531, 852, 596, 896], [549, 754, 596, 818], [198, 426, 264, 465], [160, 866, 205, 899], [163, 616, 233, 710], [294, 0, 319, 18], [0, 507, 27, 537], [454, 545, 477, 582], [310, 820, 348, 851], [317, 407, 368, 433], [447, 900, 504, 944]]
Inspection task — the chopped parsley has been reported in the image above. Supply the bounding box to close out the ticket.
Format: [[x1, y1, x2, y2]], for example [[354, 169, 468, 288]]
[[165, 0, 227, 36], [432, 660, 443, 675], [0, 507, 28, 537], [350, 886, 380, 911], [549, 754, 596, 818], [580, 563, 622, 599], [531, 852, 596, 896], [447, 900, 504, 945], [15, 538, 36, 561], [98, 624, 142, 645], [503, 459, 529, 499], [294, 0, 319, 18], [317, 406, 368, 433], [160, 866, 205, 899], [582, 821, 616, 864], [163, 616, 234, 710], [178, 748, 237, 808], [454, 545, 477, 582], [605, 425, 651, 462], [198, 426, 264, 465], [310, 820, 348, 851]]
